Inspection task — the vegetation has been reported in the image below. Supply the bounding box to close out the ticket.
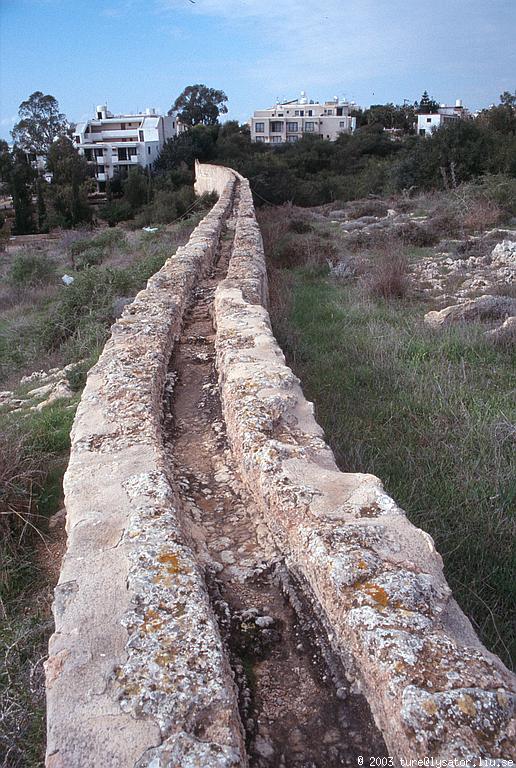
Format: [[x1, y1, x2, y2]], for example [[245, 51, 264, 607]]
[[0, 214, 207, 766], [171, 83, 228, 126], [261, 204, 515, 669], [11, 92, 68, 155]]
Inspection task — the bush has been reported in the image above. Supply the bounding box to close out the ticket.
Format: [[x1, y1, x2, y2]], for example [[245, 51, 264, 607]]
[[65, 360, 91, 391], [8, 251, 56, 288], [289, 218, 313, 234], [99, 200, 133, 226], [346, 199, 389, 219], [363, 246, 411, 299]]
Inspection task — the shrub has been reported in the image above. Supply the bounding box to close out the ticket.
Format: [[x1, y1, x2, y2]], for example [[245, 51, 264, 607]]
[[363, 246, 411, 299], [346, 199, 389, 219], [395, 221, 439, 246], [99, 200, 133, 226], [8, 251, 56, 288], [74, 245, 105, 270], [289, 218, 313, 234], [65, 359, 91, 391]]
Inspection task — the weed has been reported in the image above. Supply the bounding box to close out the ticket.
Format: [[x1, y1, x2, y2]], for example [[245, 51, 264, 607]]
[[266, 217, 515, 669], [8, 251, 56, 288]]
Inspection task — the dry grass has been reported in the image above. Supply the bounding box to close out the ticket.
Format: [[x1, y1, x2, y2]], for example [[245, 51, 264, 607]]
[[361, 244, 411, 300]]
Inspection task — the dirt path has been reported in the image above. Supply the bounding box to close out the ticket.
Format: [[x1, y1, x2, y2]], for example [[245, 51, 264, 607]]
[[163, 184, 387, 767]]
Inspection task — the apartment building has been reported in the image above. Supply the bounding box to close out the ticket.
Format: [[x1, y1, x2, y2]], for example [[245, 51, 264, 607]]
[[250, 92, 357, 144], [417, 100, 469, 137], [73, 105, 180, 190]]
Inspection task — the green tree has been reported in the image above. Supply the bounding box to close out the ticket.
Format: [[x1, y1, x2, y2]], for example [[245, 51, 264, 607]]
[[122, 167, 151, 211], [46, 137, 92, 227], [171, 84, 228, 126], [10, 150, 35, 234], [36, 177, 48, 232], [0, 140, 13, 194], [155, 124, 218, 171], [12, 91, 68, 154], [478, 90, 516, 135], [416, 91, 440, 114]]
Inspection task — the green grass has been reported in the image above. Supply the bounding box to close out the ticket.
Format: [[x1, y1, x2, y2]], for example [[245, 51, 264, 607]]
[[271, 269, 515, 668]]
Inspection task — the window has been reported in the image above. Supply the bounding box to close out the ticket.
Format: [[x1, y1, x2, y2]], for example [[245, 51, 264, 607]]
[[419, 128, 426, 136], [255, 136, 266, 142], [255, 122, 265, 133], [95, 148, 103, 157], [278, 113, 283, 117], [75, 135, 80, 144], [286, 122, 298, 132], [139, 130, 144, 141], [271, 136, 282, 143], [307, 110, 313, 116], [97, 112, 102, 119], [128, 147, 137, 157], [270, 121, 283, 132], [426, 117, 432, 123], [97, 165, 105, 173], [304, 122, 315, 132], [294, 110, 299, 116], [287, 135, 298, 142], [84, 149, 93, 160], [118, 148, 127, 160], [121, 123, 126, 130], [339, 121, 346, 128], [324, 109, 333, 115], [147, 146, 151, 155]]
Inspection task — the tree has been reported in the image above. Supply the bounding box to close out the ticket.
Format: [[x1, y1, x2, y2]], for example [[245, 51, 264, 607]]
[[0, 140, 13, 194], [46, 137, 92, 227], [10, 150, 35, 234], [478, 90, 516, 135], [171, 84, 228, 126], [11, 91, 68, 155], [416, 91, 440, 114]]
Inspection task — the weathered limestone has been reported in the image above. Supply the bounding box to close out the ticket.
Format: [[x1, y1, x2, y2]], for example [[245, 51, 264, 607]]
[[45, 171, 247, 768], [424, 294, 516, 328], [211, 166, 516, 761]]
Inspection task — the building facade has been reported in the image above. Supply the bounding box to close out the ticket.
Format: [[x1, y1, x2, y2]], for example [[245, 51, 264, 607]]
[[73, 105, 180, 190], [249, 92, 357, 144], [417, 100, 469, 136]]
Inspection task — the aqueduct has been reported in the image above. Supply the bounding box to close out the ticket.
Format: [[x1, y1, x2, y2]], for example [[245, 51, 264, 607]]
[[45, 164, 515, 767]]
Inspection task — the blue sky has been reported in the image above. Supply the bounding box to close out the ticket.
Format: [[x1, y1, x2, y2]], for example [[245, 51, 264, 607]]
[[1, 0, 514, 141]]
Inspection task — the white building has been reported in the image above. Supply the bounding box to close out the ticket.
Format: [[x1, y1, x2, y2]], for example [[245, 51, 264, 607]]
[[73, 105, 180, 190], [417, 100, 469, 137], [249, 92, 357, 144]]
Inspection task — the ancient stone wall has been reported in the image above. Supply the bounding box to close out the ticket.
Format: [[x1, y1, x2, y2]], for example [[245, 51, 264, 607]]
[[212, 168, 516, 761], [45, 161, 515, 767], [45, 172, 247, 768]]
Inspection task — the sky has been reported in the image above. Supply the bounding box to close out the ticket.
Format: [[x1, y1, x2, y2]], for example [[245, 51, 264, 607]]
[[1, 0, 515, 141]]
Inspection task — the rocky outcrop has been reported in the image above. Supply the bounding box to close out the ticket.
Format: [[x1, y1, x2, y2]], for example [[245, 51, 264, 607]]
[[424, 294, 516, 328], [212, 168, 516, 761], [45, 170, 246, 768]]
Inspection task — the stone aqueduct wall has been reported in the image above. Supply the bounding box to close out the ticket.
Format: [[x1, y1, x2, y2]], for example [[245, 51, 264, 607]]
[[46, 163, 515, 766], [45, 168, 246, 768]]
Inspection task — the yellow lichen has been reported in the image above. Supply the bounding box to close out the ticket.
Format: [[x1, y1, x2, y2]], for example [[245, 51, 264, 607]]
[[360, 582, 390, 607], [497, 691, 509, 708], [457, 694, 477, 718], [158, 551, 181, 574], [422, 699, 438, 716], [357, 559, 367, 570]]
